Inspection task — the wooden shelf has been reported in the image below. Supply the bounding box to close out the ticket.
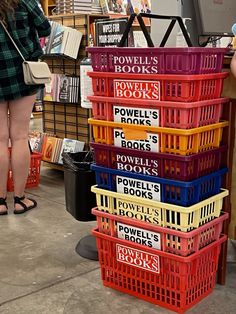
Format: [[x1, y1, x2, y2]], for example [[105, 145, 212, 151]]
[[40, 0, 151, 27], [32, 112, 43, 118], [40, 0, 56, 16]]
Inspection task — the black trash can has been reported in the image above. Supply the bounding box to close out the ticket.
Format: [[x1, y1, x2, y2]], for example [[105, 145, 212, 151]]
[[63, 151, 96, 221]]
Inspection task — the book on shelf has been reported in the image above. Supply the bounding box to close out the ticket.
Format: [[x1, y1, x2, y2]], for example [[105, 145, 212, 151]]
[[58, 138, 85, 164], [51, 138, 63, 163], [33, 88, 44, 112], [45, 21, 83, 59], [44, 74, 58, 102], [91, 0, 103, 13], [127, 0, 151, 14], [58, 75, 70, 102], [133, 30, 148, 47], [99, 0, 126, 14], [42, 136, 58, 163], [56, 0, 94, 14], [44, 74, 80, 103], [55, 0, 73, 14], [29, 132, 50, 154]]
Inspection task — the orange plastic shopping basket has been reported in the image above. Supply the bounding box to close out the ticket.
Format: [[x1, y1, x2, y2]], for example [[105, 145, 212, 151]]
[[88, 118, 228, 155]]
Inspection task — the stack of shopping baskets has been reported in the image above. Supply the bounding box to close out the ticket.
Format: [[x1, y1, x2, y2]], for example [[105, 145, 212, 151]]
[[87, 45, 229, 313]]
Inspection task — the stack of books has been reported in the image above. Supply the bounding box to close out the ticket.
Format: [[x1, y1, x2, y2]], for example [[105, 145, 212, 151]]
[[44, 21, 83, 59], [92, 0, 103, 14], [56, 0, 92, 14]]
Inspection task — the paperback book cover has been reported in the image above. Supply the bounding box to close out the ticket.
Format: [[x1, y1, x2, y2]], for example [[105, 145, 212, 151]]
[[100, 0, 126, 14], [53, 138, 63, 164], [58, 138, 85, 164], [29, 132, 45, 154], [58, 75, 70, 102], [42, 137, 58, 163], [128, 0, 151, 14], [43, 74, 80, 103], [45, 21, 83, 59], [49, 23, 65, 54]]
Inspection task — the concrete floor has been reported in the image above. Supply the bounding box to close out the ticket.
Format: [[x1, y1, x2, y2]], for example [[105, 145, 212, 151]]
[[0, 166, 235, 314]]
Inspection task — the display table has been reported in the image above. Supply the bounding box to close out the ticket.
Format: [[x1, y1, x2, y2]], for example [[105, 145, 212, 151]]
[[217, 56, 236, 284]]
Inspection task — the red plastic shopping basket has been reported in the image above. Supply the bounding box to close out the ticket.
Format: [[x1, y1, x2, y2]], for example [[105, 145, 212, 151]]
[[88, 95, 228, 129], [93, 229, 226, 314], [88, 71, 228, 102], [7, 152, 42, 192], [92, 207, 228, 256], [87, 47, 228, 74]]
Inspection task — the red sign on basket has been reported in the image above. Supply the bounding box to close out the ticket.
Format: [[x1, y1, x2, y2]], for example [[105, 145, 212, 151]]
[[114, 80, 160, 100], [116, 243, 160, 273]]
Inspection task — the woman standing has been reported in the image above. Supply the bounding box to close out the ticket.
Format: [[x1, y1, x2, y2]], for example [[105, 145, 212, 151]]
[[0, 0, 51, 214]]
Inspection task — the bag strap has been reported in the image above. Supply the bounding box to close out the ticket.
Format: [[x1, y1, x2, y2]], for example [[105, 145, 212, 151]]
[[0, 21, 26, 61]]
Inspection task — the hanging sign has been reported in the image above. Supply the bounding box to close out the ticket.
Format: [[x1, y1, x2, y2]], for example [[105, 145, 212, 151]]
[[95, 18, 128, 47]]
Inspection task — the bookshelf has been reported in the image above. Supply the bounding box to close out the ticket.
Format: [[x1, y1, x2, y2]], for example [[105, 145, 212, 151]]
[[40, 0, 56, 16], [42, 14, 105, 151]]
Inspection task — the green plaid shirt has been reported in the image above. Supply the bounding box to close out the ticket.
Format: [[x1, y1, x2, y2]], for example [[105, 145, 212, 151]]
[[0, 0, 51, 101]]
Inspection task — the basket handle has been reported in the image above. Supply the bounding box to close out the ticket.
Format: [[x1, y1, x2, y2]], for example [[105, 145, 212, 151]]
[[118, 13, 193, 47]]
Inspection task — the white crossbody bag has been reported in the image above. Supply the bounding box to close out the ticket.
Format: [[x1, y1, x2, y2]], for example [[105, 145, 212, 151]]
[[1, 21, 51, 85]]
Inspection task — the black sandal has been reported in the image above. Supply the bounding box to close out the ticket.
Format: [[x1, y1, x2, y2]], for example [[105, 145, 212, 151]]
[[0, 197, 8, 215], [14, 196, 37, 214]]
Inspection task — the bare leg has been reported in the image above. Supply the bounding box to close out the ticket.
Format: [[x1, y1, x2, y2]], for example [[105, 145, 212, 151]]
[[9, 95, 36, 211], [0, 102, 9, 213]]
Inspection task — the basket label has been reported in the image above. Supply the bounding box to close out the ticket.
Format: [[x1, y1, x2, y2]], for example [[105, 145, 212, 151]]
[[116, 244, 160, 273], [114, 80, 160, 100], [117, 223, 161, 250], [113, 55, 159, 74], [113, 106, 160, 127], [114, 129, 159, 152], [116, 153, 159, 176], [116, 176, 161, 201], [117, 200, 161, 224]]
